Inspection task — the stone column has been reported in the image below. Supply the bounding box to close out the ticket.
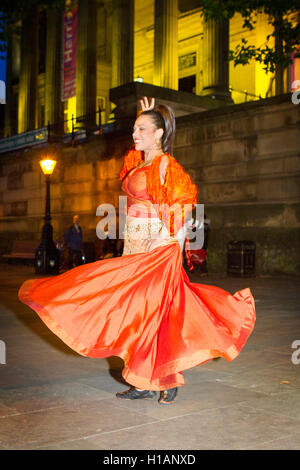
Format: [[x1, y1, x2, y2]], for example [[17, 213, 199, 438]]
[[111, 0, 134, 88], [201, 18, 232, 102], [154, 0, 178, 90], [274, 15, 288, 95], [18, 10, 39, 133], [76, 0, 97, 127], [45, 7, 64, 132], [4, 32, 20, 137]]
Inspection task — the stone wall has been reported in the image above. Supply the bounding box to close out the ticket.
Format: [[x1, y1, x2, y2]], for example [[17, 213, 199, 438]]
[[0, 94, 299, 274], [0, 133, 131, 255], [175, 94, 300, 275]]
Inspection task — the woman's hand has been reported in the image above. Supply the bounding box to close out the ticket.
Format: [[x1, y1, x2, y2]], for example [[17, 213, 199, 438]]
[[139, 96, 155, 112], [176, 225, 187, 252], [185, 217, 201, 230], [175, 218, 201, 252]]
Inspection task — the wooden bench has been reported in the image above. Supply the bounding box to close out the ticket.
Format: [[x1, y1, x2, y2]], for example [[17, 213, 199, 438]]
[[2, 240, 39, 262]]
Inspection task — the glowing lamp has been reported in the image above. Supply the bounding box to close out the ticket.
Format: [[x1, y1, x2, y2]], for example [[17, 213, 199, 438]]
[[40, 159, 56, 175], [35, 157, 59, 274]]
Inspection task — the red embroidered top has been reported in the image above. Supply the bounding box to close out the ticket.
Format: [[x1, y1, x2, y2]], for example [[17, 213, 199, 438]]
[[120, 149, 198, 236]]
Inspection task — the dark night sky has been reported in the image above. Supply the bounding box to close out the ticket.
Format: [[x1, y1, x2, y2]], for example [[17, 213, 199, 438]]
[[0, 48, 6, 82], [0, 12, 6, 102]]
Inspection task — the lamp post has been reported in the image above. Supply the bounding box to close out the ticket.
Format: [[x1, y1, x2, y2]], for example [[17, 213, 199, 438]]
[[35, 158, 60, 274]]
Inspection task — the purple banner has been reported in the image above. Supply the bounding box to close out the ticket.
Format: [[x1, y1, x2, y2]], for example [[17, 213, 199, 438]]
[[61, 6, 78, 101]]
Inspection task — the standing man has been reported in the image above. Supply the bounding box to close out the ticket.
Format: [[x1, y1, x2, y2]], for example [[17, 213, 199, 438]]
[[64, 215, 83, 269]]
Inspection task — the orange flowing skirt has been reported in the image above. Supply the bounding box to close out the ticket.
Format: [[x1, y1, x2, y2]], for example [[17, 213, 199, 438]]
[[18, 242, 255, 391]]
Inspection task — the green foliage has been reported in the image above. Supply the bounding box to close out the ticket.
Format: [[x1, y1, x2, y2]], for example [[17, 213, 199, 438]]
[[200, 0, 300, 72], [1, 0, 299, 73]]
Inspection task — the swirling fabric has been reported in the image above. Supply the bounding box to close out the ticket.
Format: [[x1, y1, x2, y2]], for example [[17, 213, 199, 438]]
[[18, 157, 256, 391]]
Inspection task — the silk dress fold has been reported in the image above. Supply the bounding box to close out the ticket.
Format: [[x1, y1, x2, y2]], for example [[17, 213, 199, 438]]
[[18, 164, 256, 391]]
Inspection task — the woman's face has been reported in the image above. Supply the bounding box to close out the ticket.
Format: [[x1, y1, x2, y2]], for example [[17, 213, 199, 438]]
[[132, 115, 163, 153]]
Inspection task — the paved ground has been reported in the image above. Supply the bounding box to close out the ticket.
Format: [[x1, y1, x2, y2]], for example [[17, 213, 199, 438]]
[[0, 262, 299, 450]]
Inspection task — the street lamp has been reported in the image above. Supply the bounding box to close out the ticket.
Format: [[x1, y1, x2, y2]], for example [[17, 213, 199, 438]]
[[35, 158, 60, 274]]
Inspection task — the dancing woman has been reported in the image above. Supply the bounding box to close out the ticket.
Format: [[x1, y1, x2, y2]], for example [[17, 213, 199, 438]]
[[18, 97, 256, 405]]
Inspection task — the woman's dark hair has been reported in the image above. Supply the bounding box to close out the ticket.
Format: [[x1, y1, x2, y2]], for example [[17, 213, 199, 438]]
[[140, 104, 176, 154]]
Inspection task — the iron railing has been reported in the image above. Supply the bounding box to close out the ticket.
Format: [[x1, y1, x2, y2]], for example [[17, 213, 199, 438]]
[[0, 108, 115, 154], [47, 107, 115, 144], [229, 86, 263, 102]]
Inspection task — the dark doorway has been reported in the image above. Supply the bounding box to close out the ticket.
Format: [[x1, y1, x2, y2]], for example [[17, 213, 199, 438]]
[[178, 75, 196, 94]]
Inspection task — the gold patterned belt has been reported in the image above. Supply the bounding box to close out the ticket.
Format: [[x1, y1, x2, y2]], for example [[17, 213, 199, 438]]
[[125, 218, 163, 235]]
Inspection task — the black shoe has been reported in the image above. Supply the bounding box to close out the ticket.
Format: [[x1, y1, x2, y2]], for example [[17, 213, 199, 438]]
[[158, 387, 178, 405], [116, 387, 157, 400]]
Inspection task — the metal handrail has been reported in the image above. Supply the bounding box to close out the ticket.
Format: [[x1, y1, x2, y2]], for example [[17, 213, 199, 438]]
[[47, 107, 105, 141], [229, 86, 262, 102]]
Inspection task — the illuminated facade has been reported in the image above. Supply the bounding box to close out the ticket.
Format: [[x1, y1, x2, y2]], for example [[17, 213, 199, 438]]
[[4, 0, 297, 138], [0, 0, 299, 276]]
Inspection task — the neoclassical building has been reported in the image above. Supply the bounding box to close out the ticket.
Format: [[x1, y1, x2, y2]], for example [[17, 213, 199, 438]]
[[4, 0, 296, 138], [1, 0, 299, 276]]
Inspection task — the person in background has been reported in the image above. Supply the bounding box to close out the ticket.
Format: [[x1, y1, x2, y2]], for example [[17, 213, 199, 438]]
[[184, 212, 210, 275], [64, 215, 83, 269]]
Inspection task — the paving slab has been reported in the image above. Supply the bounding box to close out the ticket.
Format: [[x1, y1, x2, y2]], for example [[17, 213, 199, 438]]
[[0, 399, 158, 450], [43, 404, 300, 451], [0, 262, 300, 450]]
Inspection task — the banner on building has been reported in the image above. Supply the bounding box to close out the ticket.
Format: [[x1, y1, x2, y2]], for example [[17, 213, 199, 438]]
[[0, 128, 48, 154], [61, 5, 78, 101]]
